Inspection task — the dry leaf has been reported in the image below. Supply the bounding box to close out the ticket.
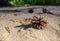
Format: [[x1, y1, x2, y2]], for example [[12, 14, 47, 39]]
[[5, 27, 10, 33]]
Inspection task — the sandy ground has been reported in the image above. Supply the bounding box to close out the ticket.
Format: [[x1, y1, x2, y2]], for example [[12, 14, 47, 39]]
[[0, 12, 60, 41]]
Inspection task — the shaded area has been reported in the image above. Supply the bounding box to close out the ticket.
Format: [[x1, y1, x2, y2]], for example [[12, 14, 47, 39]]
[[0, 0, 11, 7], [0, 10, 21, 13], [15, 24, 32, 30], [0, 7, 38, 12]]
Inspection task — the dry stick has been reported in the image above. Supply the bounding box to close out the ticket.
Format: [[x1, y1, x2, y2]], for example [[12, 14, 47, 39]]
[[24, 7, 54, 15], [22, 7, 54, 15], [42, 7, 60, 17], [15, 7, 59, 16], [42, 8, 54, 15]]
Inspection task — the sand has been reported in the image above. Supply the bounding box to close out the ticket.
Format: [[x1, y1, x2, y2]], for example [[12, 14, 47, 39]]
[[0, 12, 60, 41]]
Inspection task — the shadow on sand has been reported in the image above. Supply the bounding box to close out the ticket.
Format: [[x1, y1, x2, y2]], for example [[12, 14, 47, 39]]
[[15, 24, 32, 30]]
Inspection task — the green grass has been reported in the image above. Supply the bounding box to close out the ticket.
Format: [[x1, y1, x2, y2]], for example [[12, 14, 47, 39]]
[[0, 0, 60, 6]]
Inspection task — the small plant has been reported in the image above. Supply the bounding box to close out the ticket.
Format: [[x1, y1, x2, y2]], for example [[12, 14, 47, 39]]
[[9, 0, 25, 6], [31, 16, 47, 29]]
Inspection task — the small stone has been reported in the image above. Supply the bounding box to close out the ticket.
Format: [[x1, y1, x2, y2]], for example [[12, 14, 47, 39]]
[[28, 8, 34, 13], [10, 19, 15, 22], [14, 14, 21, 16], [18, 30, 21, 32]]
